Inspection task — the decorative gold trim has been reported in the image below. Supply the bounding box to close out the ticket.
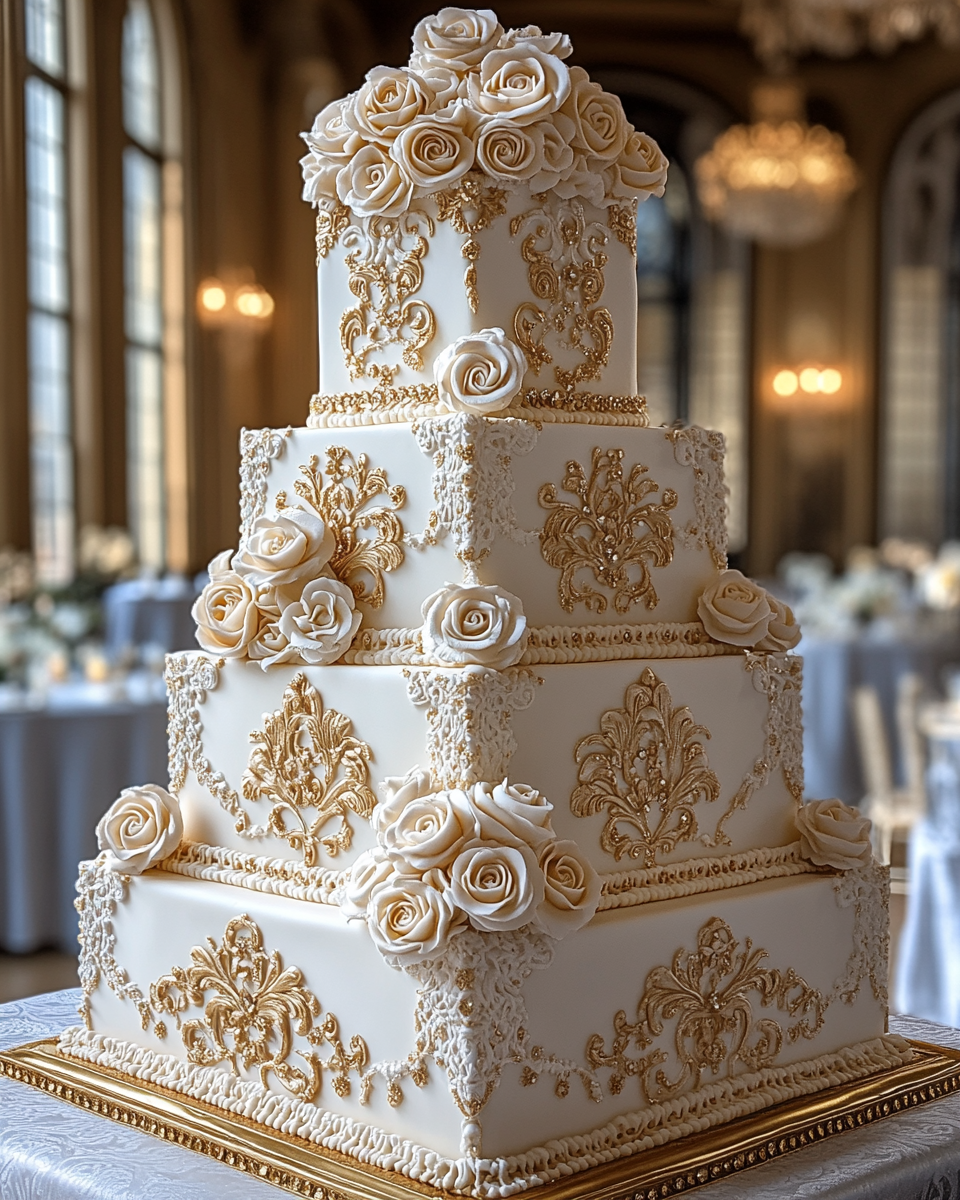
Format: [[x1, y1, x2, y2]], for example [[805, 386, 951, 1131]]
[[433, 177, 509, 313], [276, 446, 406, 610], [572, 667, 721, 865], [607, 202, 638, 256], [538, 447, 677, 615], [342, 620, 741, 666], [3, 1037, 959, 1200], [308, 386, 649, 425]]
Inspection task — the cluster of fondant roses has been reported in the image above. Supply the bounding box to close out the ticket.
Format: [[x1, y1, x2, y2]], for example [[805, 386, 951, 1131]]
[[697, 568, 802, 653], [191, 502, 530, 670], [341, 768, 601, 962], [300, 7, 668, 217], [192, 508, 361, 668]]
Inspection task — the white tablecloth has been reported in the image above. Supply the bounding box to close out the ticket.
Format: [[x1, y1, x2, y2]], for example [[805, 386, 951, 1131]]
[[896, 733, 960, 1024], [0, 703, 167, 953], [801, 631, 960, 803], [103, 579, 197, 654], [1, 991, 959, 1199]]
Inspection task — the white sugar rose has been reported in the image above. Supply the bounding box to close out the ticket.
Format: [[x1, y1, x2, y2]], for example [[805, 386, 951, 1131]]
[[607, 128, 669, 200], [381, 790, 476, 872], [450, 841, 543, 931], [422, 582, 527, 667], [697, 569, 774, 648], [232, 508, 334, 590], [434, 327, 527, 414], [461, 779, 554, 850], [301, 97, 364, 202], [206, 549, 234, 581], [756, 595, 802, 652], [97, 784, 183, 875], [411, 8, 503, 74], [391, 117, 474, 193], [562, 67, 628, 162], [796, 799, 872, 871], [340, 849, 394, 921], [192, 563, 258, 658], [469, 44, 570, 125], [367, 872, 464, 962], [247, 612, 294, 669], [336, 143, 413, 218], [278, 576, 361, 664], [345, 66, 435, 147], [528, 113, 576, 192], [376, 766, 435, 832], [552, 150, 606, 207], [500, 25, 573, 58], [475, 120, 542, 181], [535, 839, 601, 937]]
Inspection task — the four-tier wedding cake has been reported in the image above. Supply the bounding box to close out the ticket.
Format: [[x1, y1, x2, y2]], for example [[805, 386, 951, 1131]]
[[61, 9, 908, 1195]]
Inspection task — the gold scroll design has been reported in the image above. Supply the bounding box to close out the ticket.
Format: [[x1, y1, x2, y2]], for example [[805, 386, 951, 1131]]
[[538, 447, 677, 614], [511, 199, 614, 394], [315, 202, 350, 262], [434, 175, 508, 313], [276, 445, 405, 610], [339, 211, 437, 383], [607, 201, 638, 256], [572, 667, 721, 866], [587, 916, 826, 1105], [149, 915, 368, 1104], [241, 674, 376, 865]]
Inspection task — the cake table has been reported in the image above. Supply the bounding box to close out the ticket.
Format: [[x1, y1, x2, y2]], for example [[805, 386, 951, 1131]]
[[2, 991, 960, 1200]]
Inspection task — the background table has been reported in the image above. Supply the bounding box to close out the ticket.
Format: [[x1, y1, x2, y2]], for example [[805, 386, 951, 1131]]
[[103, 578, 197, 655], [896, 713, 960, 1023], [801, 629, 960, 803], [0, 703, 167, 954], [1, 991, 959, 1199]]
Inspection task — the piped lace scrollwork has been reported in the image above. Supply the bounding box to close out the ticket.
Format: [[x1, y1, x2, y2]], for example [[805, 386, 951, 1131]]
[[239, 427, 292, 540], [406, 413, 539, 565], [708, 651, 805, 848], [404, 666, 539, 787], [665, 426, 729, 571]]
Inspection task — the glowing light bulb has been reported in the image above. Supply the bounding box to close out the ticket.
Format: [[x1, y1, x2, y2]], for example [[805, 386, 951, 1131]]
[[198, 281, 227, 312], [799, 367, 821, 394], [820, 368, 842, 394], [235, 286, 275, 319], [773, 369, 798, 397]]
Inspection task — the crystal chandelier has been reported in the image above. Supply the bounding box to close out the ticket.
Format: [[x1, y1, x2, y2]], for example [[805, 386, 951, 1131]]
[[737, 0, 960, 70], [695, 81, 859, 247]]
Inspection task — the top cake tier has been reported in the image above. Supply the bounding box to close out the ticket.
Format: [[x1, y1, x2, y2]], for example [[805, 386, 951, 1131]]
[[300, 8, 668, 422]]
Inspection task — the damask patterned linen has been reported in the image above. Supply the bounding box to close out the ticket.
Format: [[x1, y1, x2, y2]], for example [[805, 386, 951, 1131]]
[[0, 993, 958, 1199]]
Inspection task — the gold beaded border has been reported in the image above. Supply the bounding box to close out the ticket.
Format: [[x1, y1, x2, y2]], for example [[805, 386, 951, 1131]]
[[2, 1038, 959, 1200], [308, 386, 649, 426]]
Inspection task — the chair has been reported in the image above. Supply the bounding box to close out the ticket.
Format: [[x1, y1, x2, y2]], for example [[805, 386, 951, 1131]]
[[852, 677, 925, 865]]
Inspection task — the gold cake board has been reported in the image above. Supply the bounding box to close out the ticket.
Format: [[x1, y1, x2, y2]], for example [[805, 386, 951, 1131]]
[[2, 1039, 960, 1200]]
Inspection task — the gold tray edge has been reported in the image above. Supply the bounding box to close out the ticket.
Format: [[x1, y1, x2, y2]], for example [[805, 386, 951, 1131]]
[[2, 1038, 959, 1200]]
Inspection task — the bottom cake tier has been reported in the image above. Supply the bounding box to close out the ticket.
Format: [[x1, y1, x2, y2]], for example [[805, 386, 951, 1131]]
[[66, 859, 908, 1197]]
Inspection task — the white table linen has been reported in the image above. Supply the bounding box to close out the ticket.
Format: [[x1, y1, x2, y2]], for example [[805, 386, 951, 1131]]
[[103, 578, 197, 654], [1, 991, 959, 1199], [801, 631, 960, 802], [0, 703, 167, 953]]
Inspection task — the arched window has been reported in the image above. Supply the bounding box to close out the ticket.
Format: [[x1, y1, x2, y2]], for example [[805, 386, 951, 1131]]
[[23, 0, 75, 584], [597, 72, 752, 554], [880, 92, 960, 547], [121, 0, 185, 571]]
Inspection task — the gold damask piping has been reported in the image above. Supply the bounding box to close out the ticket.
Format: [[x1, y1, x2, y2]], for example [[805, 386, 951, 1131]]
[[340, 621, 740, 666], [308, 385, 649, 427]]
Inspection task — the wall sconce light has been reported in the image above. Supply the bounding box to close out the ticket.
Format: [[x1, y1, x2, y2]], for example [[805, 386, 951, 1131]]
[[770, 364, 845, 406], [197, 276, 274, 330]]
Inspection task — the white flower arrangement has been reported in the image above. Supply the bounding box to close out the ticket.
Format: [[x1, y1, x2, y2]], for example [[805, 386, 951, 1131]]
[[341, 768, 601, 963], [191, 509, 361, 669], [300, 7, 668, 216]]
